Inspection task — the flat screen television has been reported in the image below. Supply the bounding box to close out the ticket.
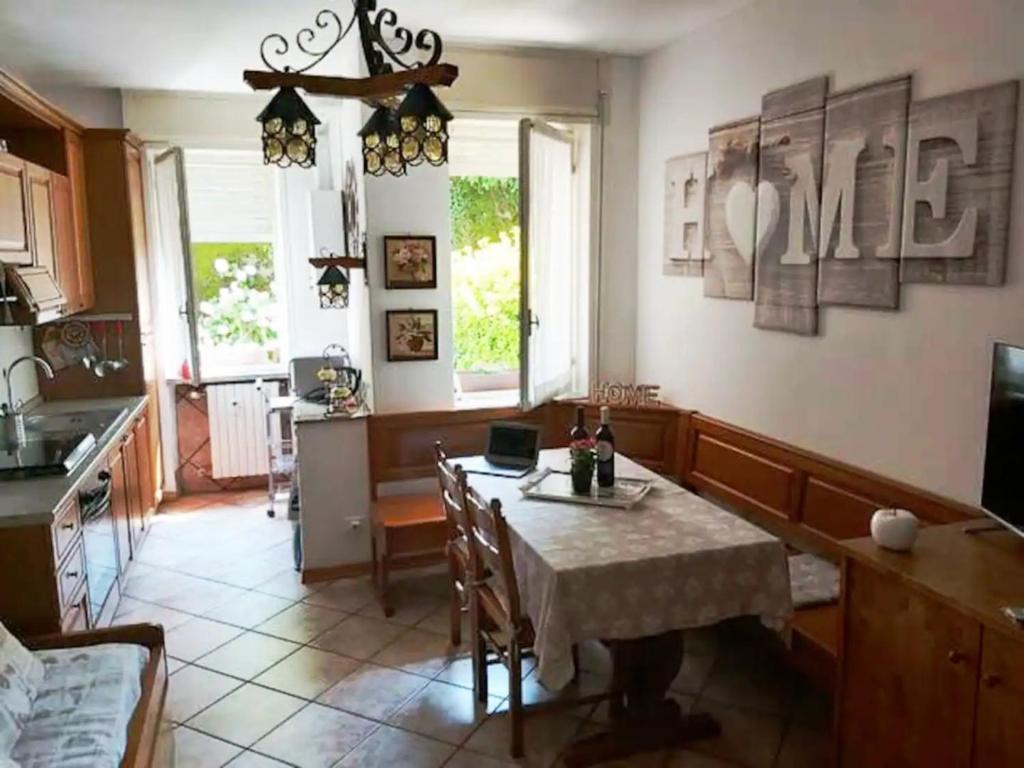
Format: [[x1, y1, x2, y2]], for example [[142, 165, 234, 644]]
[[981, 342, 1024, 538]]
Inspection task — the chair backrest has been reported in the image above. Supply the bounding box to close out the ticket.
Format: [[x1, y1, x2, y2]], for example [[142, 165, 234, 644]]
[[434, 441, 470, 542], [464, 483, 523, 626]]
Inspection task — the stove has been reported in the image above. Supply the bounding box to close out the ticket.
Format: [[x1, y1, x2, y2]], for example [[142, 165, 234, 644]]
[[0, 431, 97, 479]]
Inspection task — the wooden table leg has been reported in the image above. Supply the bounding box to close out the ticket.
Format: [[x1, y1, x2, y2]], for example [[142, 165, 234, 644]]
[[561, 630, 721, 768]]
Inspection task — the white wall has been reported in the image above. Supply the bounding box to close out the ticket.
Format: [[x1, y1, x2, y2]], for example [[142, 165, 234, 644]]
[[366, 164, 455, 413], [34, 85, 123, 128], [635, 0, 1024, 504]]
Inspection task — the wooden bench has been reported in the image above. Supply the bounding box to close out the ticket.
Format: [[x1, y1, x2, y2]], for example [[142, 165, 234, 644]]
[[370, 493, 448, 616], [680, 413, 977, 692]]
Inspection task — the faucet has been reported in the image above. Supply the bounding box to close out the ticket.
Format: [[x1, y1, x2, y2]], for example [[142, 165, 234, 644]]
[[2, 355, 55, 446]]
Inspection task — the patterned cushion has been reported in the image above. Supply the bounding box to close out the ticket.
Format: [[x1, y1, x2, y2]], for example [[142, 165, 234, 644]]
[[788, 553, 841, 608], [0, 622, 45, 757], [11, 644, 148, 768]]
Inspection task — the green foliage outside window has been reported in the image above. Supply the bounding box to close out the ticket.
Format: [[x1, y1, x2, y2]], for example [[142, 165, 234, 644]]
[[450, 176, 521, 373], [191, 242, 280, 349]]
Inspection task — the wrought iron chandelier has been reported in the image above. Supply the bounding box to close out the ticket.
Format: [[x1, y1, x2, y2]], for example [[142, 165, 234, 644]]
[[249, 0, 456, 176]]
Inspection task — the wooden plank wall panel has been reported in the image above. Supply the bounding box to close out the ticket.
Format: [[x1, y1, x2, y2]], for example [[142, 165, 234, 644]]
[[683, 414, 977, 552], [690, 433, 797, 522], [802, 476, 880, 540]]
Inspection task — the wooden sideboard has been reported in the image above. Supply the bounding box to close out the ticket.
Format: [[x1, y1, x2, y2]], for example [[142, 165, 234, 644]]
[[837, 524, 1024, 767]]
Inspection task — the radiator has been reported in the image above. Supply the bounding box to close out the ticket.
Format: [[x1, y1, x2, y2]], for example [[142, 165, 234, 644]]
[[206, 382, 269, 479]]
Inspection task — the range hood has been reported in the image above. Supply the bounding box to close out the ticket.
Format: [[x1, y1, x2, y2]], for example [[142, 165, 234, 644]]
[[1, 263, 67, 325]]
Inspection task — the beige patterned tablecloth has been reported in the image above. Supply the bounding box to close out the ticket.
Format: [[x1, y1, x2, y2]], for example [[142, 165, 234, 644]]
[[466, 449, 793, 690]]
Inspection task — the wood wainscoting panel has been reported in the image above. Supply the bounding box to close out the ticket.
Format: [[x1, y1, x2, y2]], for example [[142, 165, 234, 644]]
[[684, 414, 976, 551], [801, 476, 879, 540], [689, 433, 798, 523]]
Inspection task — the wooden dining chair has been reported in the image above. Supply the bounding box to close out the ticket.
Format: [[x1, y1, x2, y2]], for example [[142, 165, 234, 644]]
[[463, 484, 535, 757], [433, 441, 472, 646]]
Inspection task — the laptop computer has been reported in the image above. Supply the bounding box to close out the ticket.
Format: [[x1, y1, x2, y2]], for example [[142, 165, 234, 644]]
[[459, 421, 541, 478]]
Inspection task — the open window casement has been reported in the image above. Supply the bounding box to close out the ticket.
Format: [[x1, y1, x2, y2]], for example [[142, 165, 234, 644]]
[[519, 118, 589, 410], [152, 147, 202, 385]]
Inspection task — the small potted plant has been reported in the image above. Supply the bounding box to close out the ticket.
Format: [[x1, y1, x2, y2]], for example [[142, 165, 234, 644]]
[[569, 437, 596, 495]]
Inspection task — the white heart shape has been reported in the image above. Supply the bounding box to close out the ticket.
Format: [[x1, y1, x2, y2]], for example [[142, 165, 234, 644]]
[[724, 182, 756, 263], [756, 181, 781, 257]]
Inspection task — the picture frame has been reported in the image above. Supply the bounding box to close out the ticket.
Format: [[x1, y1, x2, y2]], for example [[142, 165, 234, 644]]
[[385, 309, 439, 362], [383, 235, 437, 289]]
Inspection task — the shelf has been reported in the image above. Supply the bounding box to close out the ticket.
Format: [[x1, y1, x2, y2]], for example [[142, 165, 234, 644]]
[[309, 256, 366, 270]]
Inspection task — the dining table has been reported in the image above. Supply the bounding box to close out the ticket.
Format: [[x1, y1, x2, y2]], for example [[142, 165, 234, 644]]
[[464, 448, 794, 766]]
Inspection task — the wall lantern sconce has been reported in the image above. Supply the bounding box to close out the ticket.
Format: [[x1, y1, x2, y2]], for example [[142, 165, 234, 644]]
[[245, 1, 460, 175], [257, 86, 321, 168], [317, 264, 350, 309]]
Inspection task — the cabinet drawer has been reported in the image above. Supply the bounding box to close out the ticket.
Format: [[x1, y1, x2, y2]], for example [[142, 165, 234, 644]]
[[61, 583, 89, 633], [57, 542, 86, 614], [51, 496, 82, 564]]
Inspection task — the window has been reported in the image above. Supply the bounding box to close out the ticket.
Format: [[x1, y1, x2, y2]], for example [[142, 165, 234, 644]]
[[151, 148, 288, 382], [449, 118, 592, 409], [449, 119, 521, 407]]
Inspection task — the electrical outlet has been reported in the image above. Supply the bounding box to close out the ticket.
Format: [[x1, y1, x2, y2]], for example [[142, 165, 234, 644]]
[[348, 517, 363, 530]]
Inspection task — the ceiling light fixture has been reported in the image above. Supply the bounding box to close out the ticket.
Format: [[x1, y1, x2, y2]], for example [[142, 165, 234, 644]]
[[247, 1, 458, 175]]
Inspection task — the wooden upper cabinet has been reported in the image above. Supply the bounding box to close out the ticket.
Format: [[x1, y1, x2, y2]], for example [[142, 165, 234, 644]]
[[26, 164, 56, 277], [0, 152, 32, 264], [52, 173, 80, 311], [974, 629, 1024, 766], [839, 559, 981, 768], [64, 131, 93, 311]]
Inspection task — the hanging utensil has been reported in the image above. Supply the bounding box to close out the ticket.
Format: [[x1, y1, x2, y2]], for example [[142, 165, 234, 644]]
[[108, 321, 129, 373], [92, 321, 109, 378]]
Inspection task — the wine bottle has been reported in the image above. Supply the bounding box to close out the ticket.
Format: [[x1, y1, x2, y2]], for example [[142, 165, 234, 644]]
[[570, 406, 589, 442], [596, 406, 615, 488]]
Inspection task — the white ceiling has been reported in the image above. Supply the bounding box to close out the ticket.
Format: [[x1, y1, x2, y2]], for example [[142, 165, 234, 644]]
[[0, 0, 750, 92]]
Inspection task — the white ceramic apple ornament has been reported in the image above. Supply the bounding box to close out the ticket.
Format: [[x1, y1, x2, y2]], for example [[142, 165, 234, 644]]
[[870, 508, 920, 552]]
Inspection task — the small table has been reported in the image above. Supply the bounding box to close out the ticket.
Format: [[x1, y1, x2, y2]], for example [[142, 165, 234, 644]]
[[467, 449, 793, 765]]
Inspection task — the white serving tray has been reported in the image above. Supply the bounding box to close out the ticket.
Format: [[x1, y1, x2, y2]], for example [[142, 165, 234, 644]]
[[519, 468, 653, 509]]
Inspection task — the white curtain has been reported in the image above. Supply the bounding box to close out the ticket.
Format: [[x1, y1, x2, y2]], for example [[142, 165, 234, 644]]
[[525, 122, 575, 407]]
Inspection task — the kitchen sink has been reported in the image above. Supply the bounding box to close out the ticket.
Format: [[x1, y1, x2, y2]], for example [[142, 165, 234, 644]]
[[22, 409, 124, 438]]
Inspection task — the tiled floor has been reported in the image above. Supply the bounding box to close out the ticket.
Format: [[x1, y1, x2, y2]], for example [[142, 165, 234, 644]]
[[116, 490, 834, 768]]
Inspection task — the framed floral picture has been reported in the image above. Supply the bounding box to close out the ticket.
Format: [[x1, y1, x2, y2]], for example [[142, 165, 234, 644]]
[[383, 235, 437, 289], [386, 309, 439, 361]]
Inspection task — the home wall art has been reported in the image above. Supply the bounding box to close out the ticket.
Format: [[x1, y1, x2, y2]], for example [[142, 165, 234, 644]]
[[818, 76, 909, 309], [703, 117, 760, 299], [900, 80, 1017, 286], [385, 309, 439, 361], [754, 78, 826, 335], [661, 71, 1018, 336], [663, 152, 707, 277]]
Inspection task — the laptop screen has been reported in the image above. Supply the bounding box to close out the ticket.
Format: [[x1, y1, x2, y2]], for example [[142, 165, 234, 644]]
[[488, 424, 539, 461]]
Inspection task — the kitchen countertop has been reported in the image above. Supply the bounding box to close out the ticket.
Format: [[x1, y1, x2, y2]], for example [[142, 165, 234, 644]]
[[0, 396, 148, 528], [292, 398, 370, 425]]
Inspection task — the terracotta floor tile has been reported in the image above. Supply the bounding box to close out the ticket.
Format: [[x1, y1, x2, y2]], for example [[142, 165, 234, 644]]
[[196, 632, 301, 680], [253, 703, 378, 768], [687, 696, 786, 768], [187, 683, 306, 748], [317, 662, 428, 720], [464, 710, 586, 768], [444, 749, 519, 768], [333, 724, 453, 768], [255, 646, 360, 700]]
